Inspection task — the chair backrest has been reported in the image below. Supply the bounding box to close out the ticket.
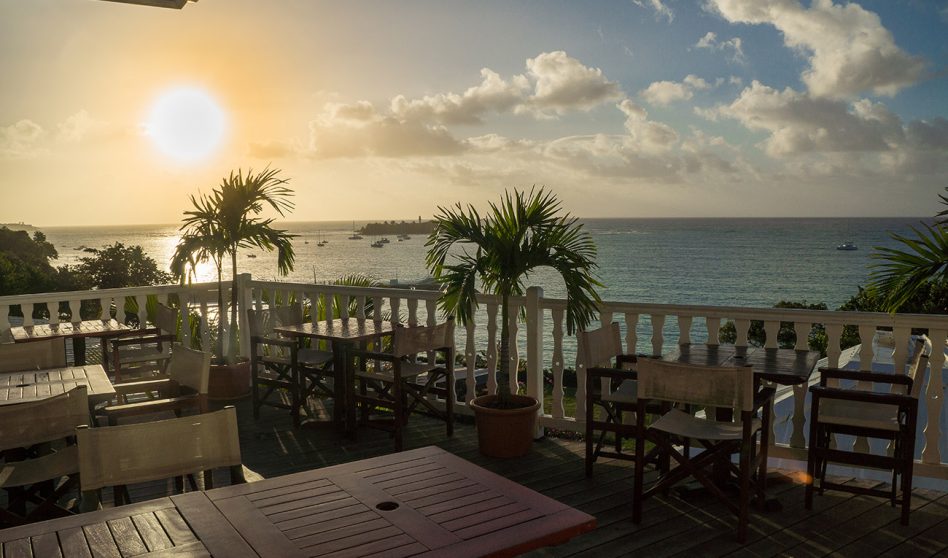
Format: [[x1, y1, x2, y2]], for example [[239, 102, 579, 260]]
[[168, 345, 212, 395], [77, 406, 242, 492], [579, 322, 622, 368], [154, 303, 178, 337], [636, 358, 756, 412], [0, 338, 67, 372], [246, 308, 272, 338], [393, 318, 455, 357], [906, 336, 931, 399], [0, 386, 89, 451]]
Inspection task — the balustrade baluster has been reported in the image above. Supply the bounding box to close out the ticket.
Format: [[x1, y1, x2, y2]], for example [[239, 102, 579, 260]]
[[486, 302, 498, 395], [48, 300, 60, 325], [735, 318, 750, 347], [922, 328, 946, 465], [390, 297, 401, 325], [340, 295, 350, 320], [408, 298, 418, 327], [788, 321, 811, 449], [706, 317, 721, 345], [464, 318, 476, 407], [763, 320, 779, 349], [508, 302, 520, 394], [69, 300, 81, 322], [372, 296, 383, 322], [356, 296, 366, 320], [624, 313, 639, 354], [99, 298, 111, 320], [551, 308, 565, 420], [679, 315, 693, 345], [650, 314, 665, 356]]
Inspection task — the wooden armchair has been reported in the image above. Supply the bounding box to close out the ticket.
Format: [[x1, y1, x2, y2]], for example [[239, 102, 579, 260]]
[[806, 336, 930, 525], [248, 306, 333, 427], [0, 338, 66, 372], [109, 303, 179, 381], [96, 345, 212, 426], [633, 359, 773, 543], [0, 386, 88, 526], [77, 406, 246, 509], [581, 322, 644, 477], [348, 319, 455, 451]]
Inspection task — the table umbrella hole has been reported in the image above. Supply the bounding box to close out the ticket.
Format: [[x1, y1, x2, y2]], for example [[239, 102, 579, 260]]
[[376, 501, 399, 511]]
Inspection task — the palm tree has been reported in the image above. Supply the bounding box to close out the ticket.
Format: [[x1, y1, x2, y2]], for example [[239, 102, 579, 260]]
[[870, 186, 948, 313], [171, 167, 297, 363], [426, 188, 602, 406]]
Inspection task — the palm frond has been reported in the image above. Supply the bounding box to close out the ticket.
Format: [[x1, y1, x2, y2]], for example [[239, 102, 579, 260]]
[[869, 222, 948, 311]]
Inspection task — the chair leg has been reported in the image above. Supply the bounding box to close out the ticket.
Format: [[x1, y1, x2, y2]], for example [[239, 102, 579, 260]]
[[805, 424, 819, 510], [393, 376, 404, 452], [614, 408, 623, 454], [445, 369, 454, 438], [250, 354, 260, 420], [585, 396, 595, 478], [632, 404, 647, 525], [737, 439, 751, 543]]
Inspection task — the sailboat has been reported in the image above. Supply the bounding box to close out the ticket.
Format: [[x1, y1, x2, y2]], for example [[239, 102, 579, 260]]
[[348, 221, 363, 240]]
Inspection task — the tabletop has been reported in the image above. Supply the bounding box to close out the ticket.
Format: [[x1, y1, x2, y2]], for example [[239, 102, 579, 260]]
[[10, 319, 133, 343], [0, 491, 257, 558], [274, 318, 396, 344], [204, 445, 595, 558], [0, 364, 115, 406], [665, 344, 821, 385]]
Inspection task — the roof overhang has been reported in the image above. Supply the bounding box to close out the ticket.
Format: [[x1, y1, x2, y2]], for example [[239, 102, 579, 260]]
[[99, 0, 197, 9]]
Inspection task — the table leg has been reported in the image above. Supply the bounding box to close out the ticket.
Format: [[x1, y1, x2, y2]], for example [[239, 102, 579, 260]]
[[331, 343, 350, 436], [72, 338, 86, 366]]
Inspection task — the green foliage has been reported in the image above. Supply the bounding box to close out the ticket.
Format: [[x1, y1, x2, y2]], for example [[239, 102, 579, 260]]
[[171, 167, 297, 363], [78, 242, 171, 289], [0, 227, 70, 296], [426, 187, 602, 403], [719, 300, 830, 356]]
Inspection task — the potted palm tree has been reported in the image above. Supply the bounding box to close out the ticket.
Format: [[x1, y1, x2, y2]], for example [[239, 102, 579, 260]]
[[426, 188, 601, 457], [171, 167, 297, 399]]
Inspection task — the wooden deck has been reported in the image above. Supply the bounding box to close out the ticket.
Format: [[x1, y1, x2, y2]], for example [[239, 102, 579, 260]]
[[5, 396, 947, 557]]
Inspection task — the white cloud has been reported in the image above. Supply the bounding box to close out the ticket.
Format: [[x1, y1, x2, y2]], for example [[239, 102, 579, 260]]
[[639, 75, 711, 106], [618, 99, 679, 153], [0, 119, 45, 158], [526, 51, 624, 114], [694, 31, 746, 64], [633, 0, 674, 23], [390, 69, 529, 125], [708, 0, 925, 98]]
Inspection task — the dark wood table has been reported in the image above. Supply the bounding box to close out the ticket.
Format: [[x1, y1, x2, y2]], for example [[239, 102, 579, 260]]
[[665, 344, 820, 386], [10, 319, 133, 366], [204, 445, 595, 557], [0, 364, 115, 407], [274, 318, 396, 433], [0, 491, 258, 558]]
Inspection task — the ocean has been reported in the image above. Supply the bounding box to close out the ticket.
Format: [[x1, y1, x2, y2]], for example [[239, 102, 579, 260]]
[[38, 217, 928, 311]]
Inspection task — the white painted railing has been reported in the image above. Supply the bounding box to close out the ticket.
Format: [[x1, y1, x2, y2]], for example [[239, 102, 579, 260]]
[[2, 276, 945, 480]]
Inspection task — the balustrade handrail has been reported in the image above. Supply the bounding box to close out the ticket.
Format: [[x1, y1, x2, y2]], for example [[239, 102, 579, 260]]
[[0, 281, 222, 307]]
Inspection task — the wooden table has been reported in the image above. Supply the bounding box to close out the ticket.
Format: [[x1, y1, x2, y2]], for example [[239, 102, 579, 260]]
[[205, 445, 595, 557], [0, 492, 258, 558], [274, 319, 396, 433], [0, 364, 115, 407], [665, 344, 820, 386], [10, 319, 133, 366]]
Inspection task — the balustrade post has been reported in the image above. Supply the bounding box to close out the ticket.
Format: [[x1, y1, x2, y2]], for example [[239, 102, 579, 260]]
[[236, 273, 252, 359], [525, 287, 544, 437], [922, 328, 946, 465]]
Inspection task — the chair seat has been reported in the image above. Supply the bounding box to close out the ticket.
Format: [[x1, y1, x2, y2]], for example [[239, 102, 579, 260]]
[[298, 348, 333, 367], [650, 408, 761, 441], [602, 379, 638, 403], [0, 445, 78, 488], [818, 398, 901, 432], [355, 361, 440, 382], [115, 345, 172, 364]]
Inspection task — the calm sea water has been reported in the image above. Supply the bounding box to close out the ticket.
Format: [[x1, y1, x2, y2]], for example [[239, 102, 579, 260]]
[[40, 217, 926, 310]]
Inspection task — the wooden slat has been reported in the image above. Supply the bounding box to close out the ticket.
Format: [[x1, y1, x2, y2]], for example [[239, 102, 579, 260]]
[[81, 523, 121, 558], [58, 527, 93, 558], [1, 538, 33, 558], [170, 492, 258, 558], [130, 514, 172, 552], [106, 517, 147, 557], [152, 509, 197, 547], [29, 533, 63, 558]]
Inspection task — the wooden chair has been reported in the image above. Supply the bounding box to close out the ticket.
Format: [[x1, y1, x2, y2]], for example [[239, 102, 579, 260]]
[[348, 319, 455, 451], [109, 303, 178, 382], [95, 345, 212, 426], [0, 338, 66, 372], [0, 386, 88, 526], [632, 359, 773, 543], [581, 322, 649, 477], [806, 336, 930, 525], [77, 406, 246, 508], [248, 307, 333, 427]]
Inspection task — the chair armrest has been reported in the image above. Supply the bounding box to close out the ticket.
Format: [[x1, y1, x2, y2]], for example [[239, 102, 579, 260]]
[[346, 348, 397, 362], [615, 354, 639, 366], [586, 366, 638, 381], [110, 331, 175, 349], [818, 367, 913, 387], [754, 386, 776, 410], [96, 395, 200, 421], [250, 335, 297, 349], [112, 378, 176, 395], [810, 385, 919, 409]]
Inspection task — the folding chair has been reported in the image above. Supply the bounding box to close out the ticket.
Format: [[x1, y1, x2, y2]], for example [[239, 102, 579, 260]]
[[806, 336, 930, 525], [348, 319, 455, 451], [633, 359, 773, 542], [77, 406, 246, 509], [0, 338, 66, 372], [0, 386, 88, 526], [109, 302, 178, 382], [96, 345, 212, 425], [248, 307, 333, 427]]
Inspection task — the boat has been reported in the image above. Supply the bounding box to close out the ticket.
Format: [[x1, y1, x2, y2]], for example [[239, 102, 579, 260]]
[[317, 241, 327, 247], [348, 221, 363, 240], [370, 240, 384, 248], [380, 237, 390, 244], [836, 241, 858, 251], [247, 254, 257, 258]]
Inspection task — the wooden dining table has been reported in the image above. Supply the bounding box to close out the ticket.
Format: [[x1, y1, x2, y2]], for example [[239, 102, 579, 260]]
[[0, 446, 596, 558], [274, 318, 396, 434], [9, 319, 134, 367], [0, 364, 115, 408], [664, 343, 821, 386]]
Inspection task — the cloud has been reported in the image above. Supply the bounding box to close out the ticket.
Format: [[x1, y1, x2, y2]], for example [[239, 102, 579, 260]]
[[639, 75, 711, 106], [694, 31, 745, 64], [633, 0, 674, 23], [390, 69, 529, 125], [618, 99, 679, 153], [708, 0, 925, 98], [525, 51, 624, 114], [0, 119, 45, 158]]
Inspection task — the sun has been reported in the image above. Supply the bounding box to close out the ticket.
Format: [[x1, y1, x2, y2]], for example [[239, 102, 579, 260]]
[[145, 87, 227, 163]]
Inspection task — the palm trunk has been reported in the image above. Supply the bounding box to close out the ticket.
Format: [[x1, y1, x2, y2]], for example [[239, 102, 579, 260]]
[[227, 249, 239, 364], [215, 261, 224, 362], [497, 291, 511, 404]]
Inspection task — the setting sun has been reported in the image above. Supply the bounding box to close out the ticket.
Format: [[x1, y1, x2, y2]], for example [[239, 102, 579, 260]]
[[144, 86, 226, 163]]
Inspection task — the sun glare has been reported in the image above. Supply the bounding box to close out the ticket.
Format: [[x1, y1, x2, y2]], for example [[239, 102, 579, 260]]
[[145, 87, 226, 163]]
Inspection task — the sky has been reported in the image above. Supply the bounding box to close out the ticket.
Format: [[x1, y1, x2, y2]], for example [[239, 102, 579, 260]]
[[0, 0, 946, 226]]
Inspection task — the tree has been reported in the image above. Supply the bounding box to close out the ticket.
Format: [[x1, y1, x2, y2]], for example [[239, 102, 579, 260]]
[[426, 188, 602, 406], [0, 227, 75, 298], [170, 167, 297, 364], [78, 242, 171, 289], [870, 186, 948, 313]]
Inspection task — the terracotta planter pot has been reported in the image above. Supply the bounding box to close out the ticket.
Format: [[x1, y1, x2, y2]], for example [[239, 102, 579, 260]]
[[469, 394, 541, 458], [207, 359, 251, 401]]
